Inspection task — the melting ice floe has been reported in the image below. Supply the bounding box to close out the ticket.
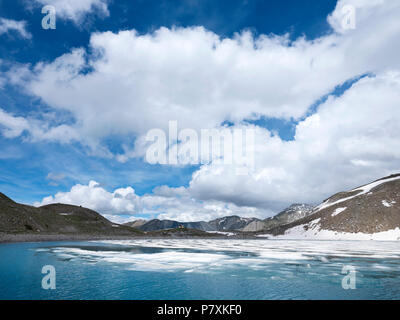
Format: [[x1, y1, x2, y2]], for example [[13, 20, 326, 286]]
[[39, 239, 400, 274]]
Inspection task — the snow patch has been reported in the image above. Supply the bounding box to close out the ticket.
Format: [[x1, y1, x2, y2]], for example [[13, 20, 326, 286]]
[[309, 218, 321, 227], [331, 207, 347, 217], [382, 200, 395, 208], [206, 231, 235, 236], [315, 176, 400, 212], [260, 226, 400, 241]]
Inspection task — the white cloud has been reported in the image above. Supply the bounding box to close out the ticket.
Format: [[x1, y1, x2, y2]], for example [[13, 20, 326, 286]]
[[33, 70, 400, 221], [0, 18, 31, 39], [0, 108, 29, 138], [46, 172, 66, 186], [0, 108, 79, 143], [9, 0, 398, 155], [35, 181, 271, 223], [33, 0, 109, 23], [188, 71, 400, 211], [36, 181, 139, 214]]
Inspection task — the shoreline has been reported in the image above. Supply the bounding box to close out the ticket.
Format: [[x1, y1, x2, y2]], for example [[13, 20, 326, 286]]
[[0, 232, 262, 244], [2, 233, 400, 244]]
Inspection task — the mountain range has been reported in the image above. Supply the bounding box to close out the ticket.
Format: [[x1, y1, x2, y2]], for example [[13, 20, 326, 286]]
[[0, 192, 226, 242], [125, 204, 315, 232], [1, 173, 400, 241]]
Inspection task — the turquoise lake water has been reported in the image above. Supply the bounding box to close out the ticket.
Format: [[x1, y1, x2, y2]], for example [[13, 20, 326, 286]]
[[0, 239, 400, 300]]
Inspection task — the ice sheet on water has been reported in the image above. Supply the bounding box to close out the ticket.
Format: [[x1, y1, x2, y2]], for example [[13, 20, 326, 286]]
[[37, 239, 400, 275]]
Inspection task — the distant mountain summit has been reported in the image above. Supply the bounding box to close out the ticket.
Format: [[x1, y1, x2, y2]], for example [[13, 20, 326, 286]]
[[240, 204, 314, 232], [128, 208, 315, 233], [208, 216, 258, 231], [260, 203, 315, 231], [128, 216, 261, 232], [129, 219, 215, 232], [124, 219, 147, 229], [262, 174, 400, 240]]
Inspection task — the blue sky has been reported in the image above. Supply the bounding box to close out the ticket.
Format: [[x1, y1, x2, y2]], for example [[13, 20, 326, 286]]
[[0, 0, 337, 70], [0, 0, 399, 222]]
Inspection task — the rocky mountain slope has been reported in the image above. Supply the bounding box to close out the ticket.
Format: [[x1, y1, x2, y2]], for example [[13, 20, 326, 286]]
[[261, 174, 400, 240], [240, 204, 314, 232], [263, 204, 314, 229], [124, 219, 147, 229], [0, 192, 140, 237], [208, 216, 259, 231]]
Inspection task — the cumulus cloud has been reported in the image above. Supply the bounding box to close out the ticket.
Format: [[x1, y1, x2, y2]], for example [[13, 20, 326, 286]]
[[9, 0, 398, 153], [0, 17, 31, 39], [33, 71, 400, 220], [32, 0, 109, 23], [189, 71, 400, 211], [36, 181, 139, 214], [35, 181, 271, 223]]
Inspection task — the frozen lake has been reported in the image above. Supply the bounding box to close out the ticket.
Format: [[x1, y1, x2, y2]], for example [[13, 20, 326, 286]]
[[1, 239, 400, 299]]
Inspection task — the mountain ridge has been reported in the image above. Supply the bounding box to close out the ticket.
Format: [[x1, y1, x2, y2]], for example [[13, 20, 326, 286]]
[[0, 194, 141, 236], [2, 173, 400, 241], [0, 193, 235, 242], [125, 206, 315, 232], [259, 173, 400, 240]]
